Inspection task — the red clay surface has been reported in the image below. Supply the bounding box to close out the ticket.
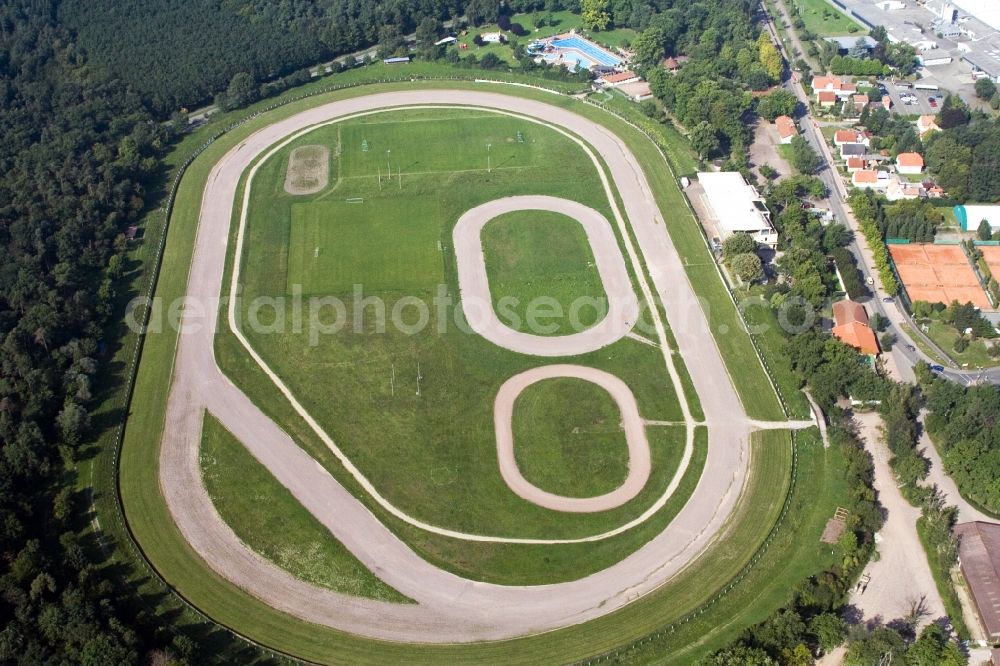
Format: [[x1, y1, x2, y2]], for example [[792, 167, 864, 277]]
[[978, 245, 1000, 285], [888, 244, 990, 309]]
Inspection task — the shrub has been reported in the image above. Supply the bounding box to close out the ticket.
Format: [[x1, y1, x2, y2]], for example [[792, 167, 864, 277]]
[[723, 232, 755, 258], [731, 252, 764, 282]]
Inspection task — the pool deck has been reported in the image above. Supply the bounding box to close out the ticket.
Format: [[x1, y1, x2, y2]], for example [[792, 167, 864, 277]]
[[535, 32, 626, 71]]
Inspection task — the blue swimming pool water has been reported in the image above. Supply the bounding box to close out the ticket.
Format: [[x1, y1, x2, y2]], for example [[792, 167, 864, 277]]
[[542, 51, 595, 70], [550, 36, 621, 67]]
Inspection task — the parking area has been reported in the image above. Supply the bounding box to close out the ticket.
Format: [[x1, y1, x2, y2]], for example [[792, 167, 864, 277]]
[[882, 81, 942, 117], [889, 243, 990, 309]]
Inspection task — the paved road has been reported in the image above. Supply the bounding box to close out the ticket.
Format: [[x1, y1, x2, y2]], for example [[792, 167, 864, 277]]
[[493, 364, 651, 512], [158, 88, 786, 642], [453, 195, 640, 356], [761, 5, 999, 387]]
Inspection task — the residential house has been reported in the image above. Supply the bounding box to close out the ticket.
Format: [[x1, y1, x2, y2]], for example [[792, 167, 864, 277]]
[[896, 152, 924, 175], [840, 142, 868, 159], [834, 129, 871, 147], [917, 114, 940, 137], [852, 169, 889, 189], [811, 75, 856, 99], [831, 300, 880, 355], [818, 90, 837, 107], [852, 94, 870, 115], [663, 56, 680, 72], [775, 115, 797, 144], [886, 177, 925, 201], [846, 156, 867, 173]]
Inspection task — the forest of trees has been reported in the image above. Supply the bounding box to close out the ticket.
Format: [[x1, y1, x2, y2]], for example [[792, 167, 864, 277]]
[[923, 376, 1000, 515], [924, 103, 1000, 203], [639, 0, 770, 161], [0, 0, 197, 662]]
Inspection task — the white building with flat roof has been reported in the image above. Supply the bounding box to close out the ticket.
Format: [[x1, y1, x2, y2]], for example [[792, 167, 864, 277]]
[[697, 172, 778, 246]]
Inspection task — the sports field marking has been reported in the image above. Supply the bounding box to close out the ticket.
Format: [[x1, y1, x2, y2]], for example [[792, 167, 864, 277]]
[[494, 364, 650, 512]]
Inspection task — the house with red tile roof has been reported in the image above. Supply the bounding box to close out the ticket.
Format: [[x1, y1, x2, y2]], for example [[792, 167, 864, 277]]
[[599, 70, 640, 86], [896, 152, 924, 174], [775, 115, 797, 144], [834, 129, 871, 147], [852, 169, 889, 189], [832, 300, 880, 356], [917, 114, 940, 137], [852, 94, 869, 114], [846, 156, 867, 173], [818, 90, 837, 107]]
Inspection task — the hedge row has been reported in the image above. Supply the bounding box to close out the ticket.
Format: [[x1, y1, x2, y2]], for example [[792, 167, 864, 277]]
[[848, 191, 899, 296]]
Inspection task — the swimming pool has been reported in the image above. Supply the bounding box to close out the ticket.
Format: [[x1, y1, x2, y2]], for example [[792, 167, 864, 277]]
[[542, 51, 596, 71], [550, 36, 621, 67]]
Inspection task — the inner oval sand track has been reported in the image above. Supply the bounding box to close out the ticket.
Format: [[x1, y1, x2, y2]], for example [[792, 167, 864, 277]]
[[157, 89, 760, 643], [494, 364, 650, 512], [453, 196, 639, 356]]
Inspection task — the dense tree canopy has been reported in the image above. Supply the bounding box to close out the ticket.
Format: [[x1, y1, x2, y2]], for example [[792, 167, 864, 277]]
[[924, 377, 1000, 514], [59, 0, 473, 113], [0, 0, 190, 661], [923, 111, 1000, 203]]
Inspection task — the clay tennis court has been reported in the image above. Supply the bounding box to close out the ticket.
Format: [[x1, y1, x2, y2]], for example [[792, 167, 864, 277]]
[[978, 245, 1000, 283], [888, 243, 990, 309]]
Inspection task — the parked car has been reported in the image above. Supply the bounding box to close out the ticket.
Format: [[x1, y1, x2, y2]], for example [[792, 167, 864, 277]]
[[906, 344, 916, 352], [882, 296, 893, 303], [929, 98, 938, 108], [866, 276, 875, 285], [930, 364, 945, 373]]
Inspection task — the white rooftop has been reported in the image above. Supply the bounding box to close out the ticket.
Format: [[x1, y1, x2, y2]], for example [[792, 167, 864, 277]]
[[951, 0, 1000, 31], [697, 172, 773, 233]]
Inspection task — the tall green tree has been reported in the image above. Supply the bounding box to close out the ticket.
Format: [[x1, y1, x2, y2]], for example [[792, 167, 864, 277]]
[[581, 0, 612, 30], [690, 121, 720, 159]]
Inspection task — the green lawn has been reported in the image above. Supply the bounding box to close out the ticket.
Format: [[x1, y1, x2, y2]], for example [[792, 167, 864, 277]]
[[225, 107, 686, 550], [791, 0, 865, 36], [482, 210, 608, 335], [111, 75, 826, 664], [200, 412, 410, 602], [288, 198, 445, 295], [922, 319, 1000, 368], [512, 377, 630, 497], [581, 92, 788, 419]]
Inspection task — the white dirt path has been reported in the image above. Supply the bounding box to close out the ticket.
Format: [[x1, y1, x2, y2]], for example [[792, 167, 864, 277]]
[[849, 412, 947, 629], [158, 89, 773, 642], [453, 195, 640, 356], [493, 364, 651, 512]]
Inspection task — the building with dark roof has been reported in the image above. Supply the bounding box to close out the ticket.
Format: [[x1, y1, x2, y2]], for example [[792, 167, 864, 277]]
[[955, 521, 1000, 644]]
